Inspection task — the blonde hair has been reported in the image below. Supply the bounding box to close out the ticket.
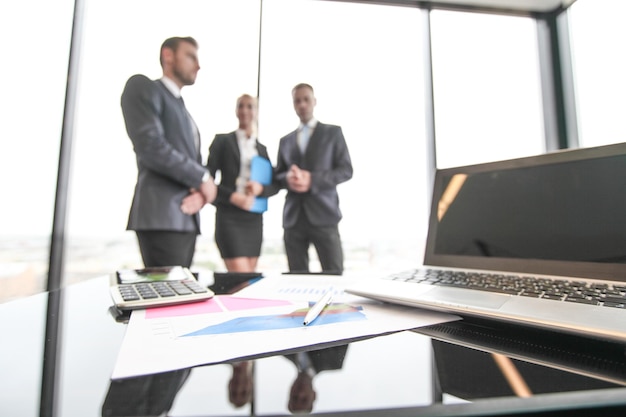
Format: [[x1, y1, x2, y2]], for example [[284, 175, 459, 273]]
[[236, 94, 259, 136], [236, 94, 258, 111]]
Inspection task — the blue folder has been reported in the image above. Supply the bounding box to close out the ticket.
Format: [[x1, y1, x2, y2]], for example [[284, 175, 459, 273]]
[[249, 156, 272, 213]]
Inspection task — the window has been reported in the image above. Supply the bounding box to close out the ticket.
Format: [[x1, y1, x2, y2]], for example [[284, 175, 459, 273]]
[[431, 10, 545, 168], [569, 0, 626, 147], [67, 0, 261, 280], [0, 0, 74, 301], [6, 1, 581, 301], [258, 0, 428, 273]]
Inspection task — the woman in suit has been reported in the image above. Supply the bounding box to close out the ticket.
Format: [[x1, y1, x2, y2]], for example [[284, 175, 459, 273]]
[[207, 94, 272, 272]]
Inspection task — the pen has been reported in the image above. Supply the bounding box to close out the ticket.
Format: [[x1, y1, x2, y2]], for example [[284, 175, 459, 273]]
[[303, 289, 333, 326]]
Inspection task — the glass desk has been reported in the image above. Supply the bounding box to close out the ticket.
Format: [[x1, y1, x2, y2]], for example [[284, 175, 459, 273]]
[[2, 274, 626, 417]]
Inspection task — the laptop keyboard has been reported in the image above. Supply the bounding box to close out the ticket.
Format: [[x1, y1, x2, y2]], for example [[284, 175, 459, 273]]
[[385, 269, 626, 309]]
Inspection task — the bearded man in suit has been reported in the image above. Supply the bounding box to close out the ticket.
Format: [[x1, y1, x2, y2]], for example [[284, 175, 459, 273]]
[[274, 83, 353, 274], [121, 36, 216, 268]]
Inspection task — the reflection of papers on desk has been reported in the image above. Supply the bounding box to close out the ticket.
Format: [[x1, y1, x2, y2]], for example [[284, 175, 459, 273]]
[[111, 273, 459, 380], [249, 156, 272, 213]]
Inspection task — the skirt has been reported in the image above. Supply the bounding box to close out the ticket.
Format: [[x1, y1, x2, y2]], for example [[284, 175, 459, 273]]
[[214, 207, 263, 259]]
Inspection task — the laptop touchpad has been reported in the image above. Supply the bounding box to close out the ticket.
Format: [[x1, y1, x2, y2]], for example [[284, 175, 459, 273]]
[[420, 287, 510, 310]]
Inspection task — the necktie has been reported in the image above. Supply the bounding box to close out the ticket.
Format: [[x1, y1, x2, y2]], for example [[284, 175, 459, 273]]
[[179, 97, 200, 154], [296, 351, 316, 378], [299, 125, 309, 154]]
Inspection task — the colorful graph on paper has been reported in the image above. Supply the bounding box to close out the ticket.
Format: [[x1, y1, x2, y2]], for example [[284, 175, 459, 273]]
[[144, 296, 294, 319], [182, 304, 365, 336], [113, 276, 459, 379]]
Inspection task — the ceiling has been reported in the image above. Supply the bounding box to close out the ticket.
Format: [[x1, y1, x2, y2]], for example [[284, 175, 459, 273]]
[[422, 0, 578, 13], [328, 0, 579, 14]]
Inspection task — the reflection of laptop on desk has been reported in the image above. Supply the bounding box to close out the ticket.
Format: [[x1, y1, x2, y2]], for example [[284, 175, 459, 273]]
[[346, 143, 626, 342]]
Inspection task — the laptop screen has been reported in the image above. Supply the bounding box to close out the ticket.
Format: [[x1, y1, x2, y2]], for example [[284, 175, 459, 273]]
[[424, 142, 626, 281]]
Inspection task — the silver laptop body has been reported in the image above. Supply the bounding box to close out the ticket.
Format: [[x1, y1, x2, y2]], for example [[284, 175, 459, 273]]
[[346, 143, 626, 342]]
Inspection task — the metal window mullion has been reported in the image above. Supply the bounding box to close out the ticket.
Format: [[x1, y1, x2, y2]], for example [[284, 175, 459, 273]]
[[536, 9, 579, 151], [422, 7, 437, 196]]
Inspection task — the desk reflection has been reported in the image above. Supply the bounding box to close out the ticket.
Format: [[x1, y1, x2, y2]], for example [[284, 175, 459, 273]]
[[101, 369, 191, 416], [229, 361, 254, 408], [101, 273, 351, 416], [102, 273, 260, 416], [98, 272, 623, 417], [284, 345, 349, 413], [100, 345, 350, 416]]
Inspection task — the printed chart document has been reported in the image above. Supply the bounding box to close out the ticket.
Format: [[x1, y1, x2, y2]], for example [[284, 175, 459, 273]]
[[111, 273, 459, 380]]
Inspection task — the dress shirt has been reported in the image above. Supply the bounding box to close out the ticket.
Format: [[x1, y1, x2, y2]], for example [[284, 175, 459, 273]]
[[235, 129, 259, 193], [160, 76, 182, 98], [298, 118, 318, 154], [160, 76, 200, 153]]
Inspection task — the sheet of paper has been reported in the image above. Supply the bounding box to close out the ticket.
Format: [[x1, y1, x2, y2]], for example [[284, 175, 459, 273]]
[[111, 273, 459, 380], [232, 273, 369, 302]]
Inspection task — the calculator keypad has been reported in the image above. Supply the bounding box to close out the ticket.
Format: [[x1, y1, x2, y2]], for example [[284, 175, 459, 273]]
[[113, 279, 212, 310]]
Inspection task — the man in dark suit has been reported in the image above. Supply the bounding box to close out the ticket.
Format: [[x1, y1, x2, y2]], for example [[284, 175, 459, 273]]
[[274, 83, 353, 273], [285, 345, 349, 413], [121, 36, 216, 268]]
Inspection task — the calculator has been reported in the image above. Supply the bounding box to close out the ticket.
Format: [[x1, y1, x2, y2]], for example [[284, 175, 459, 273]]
[[109, 266, 214, 311]]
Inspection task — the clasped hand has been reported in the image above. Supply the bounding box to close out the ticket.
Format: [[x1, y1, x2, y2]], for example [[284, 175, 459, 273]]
[[180, 176, 217, 215], [286, 164, 311, 193], [230, 180, 263, 211], [181, 179, 264, 214]]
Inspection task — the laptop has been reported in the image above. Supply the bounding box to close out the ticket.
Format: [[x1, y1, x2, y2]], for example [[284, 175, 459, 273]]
[[346, 142, 626, 342]]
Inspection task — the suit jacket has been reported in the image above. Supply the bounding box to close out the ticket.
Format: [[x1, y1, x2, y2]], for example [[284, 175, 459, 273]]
[[206, 132, 272, 211], [275, 122, 353, 228], [121, 75, 207, 233], [286, 345, 349, 374]]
